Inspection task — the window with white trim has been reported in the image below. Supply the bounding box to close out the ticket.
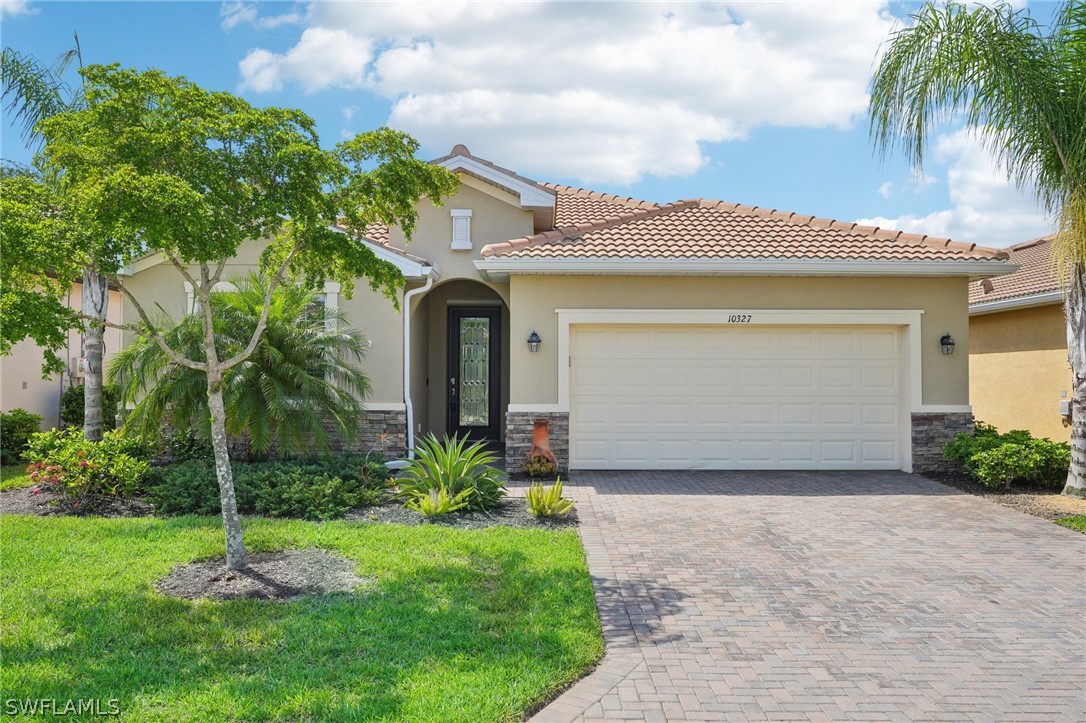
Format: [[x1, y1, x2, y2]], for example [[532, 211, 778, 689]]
[[451, 209, 473, 250]]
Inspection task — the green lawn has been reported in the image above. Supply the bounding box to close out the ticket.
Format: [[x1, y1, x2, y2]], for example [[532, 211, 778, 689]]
[[0, 464, 33, 491], [1055, 514, 1086, 533], [0, 515, 602, 721]]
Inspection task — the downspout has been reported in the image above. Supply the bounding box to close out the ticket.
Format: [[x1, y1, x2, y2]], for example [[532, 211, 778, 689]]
[[402, 274, 433, 459]]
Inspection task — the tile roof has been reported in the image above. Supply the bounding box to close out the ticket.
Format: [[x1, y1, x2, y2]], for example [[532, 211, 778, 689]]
[[333, 221, 429, 265], [969, 235, 1061, 305], [481, 198, 1007, 263], [545, 183, 660, 227]]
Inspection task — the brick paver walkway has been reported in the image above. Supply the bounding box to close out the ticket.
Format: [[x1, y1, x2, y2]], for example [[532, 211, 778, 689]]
[[533, 471, 1086, 722]]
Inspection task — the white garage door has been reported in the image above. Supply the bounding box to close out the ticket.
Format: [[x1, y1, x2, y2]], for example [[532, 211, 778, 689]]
[[570, 324, 904, 470]]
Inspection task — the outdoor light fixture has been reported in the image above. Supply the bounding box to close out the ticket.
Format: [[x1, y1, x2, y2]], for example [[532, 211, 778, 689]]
[[527, 330, 542, 352], [940, 332, 956, 355]]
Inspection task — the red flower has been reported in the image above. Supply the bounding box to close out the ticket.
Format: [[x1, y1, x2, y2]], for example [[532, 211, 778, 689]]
[[31, 487, 40, 496]]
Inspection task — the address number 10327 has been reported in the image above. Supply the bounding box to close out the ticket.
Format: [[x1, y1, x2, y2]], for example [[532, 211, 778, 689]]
[[727, 314, 753, 323]]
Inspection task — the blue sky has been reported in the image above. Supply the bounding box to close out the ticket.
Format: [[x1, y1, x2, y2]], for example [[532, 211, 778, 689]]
[[0, 1, 1056, 248]]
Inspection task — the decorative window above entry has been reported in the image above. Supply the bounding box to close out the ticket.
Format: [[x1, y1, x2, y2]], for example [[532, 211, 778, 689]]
[[451, 209, 473, 250]]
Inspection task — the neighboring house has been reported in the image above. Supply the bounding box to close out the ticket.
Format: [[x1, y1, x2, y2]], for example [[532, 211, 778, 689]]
[[0, 282, 124, 430], [123, 145, 1014, 473], [968, 235, 1070, 442]]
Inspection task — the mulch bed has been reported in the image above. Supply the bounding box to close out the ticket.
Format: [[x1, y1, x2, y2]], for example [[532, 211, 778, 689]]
[[0, 486, 578, 529], [924, 470, 1086, 522], [157, 548, 371, 601]]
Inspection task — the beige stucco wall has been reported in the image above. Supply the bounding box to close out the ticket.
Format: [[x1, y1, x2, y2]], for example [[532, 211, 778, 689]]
[[120, 238, 406, 405], [508, 275, 971, 407], [1, 285, 123, 429], [969, 303, 1070, 442]]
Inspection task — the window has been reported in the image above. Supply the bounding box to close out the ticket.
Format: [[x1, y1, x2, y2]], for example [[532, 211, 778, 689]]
[[451, 209, 473, 250]]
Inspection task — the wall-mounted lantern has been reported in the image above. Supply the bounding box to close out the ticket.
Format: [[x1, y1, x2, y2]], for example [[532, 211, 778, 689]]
[[527, 330, 542, 352], [940, 332, 956, 355]]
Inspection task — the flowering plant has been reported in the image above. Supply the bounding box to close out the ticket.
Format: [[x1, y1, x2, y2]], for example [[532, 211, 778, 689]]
[[25, 429, 148, 510]]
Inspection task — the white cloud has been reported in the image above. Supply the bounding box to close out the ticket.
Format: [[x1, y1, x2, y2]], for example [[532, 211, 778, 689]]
[[237, 1, 896, 184], [220, 1, 303, 31], [0, 0, 35, 17], [877, 181, 894, 199], [856, 129, 1051, 248]]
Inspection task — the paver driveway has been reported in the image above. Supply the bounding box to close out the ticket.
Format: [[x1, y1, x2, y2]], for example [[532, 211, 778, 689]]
[[533, 471, 1086, 722]]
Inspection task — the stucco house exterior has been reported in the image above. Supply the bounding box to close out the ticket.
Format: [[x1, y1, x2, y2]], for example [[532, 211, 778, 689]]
[[968, 235, 1070, 442], [0, 282, 124, 430], [123, 145, 1015, 473]]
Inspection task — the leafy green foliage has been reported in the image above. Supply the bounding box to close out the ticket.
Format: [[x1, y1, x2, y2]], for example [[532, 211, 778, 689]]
[[945, 422, 1070, 489], [146, 454, 389, 519], [110, 274, 372, 458], [398, 435, 507, 512], [152, 429, 213, 463], [0, 465, 34, 491], [526, 478, 576, 518], [521, 455, 558, 478], [0, 408, 43, 464], [404, 485, 473, 518], [60, 383, 121, 431], [24, 428, 148, 509]]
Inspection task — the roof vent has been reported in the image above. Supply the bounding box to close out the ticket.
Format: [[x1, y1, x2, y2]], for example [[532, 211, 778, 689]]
[[981, 279, 994, 294], [451, 144, 470, 156]]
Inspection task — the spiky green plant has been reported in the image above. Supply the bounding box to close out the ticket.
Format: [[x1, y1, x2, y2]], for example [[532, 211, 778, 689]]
[[405, 485, 474, 518], [109, 274, 371, 458], [526, 478, 575, 518], [397, 434, 507, 511], [869, 1, 1085, 495]]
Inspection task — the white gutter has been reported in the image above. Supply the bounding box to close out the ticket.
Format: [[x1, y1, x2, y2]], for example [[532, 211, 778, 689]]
[[402, 276, 434, 459], [969, 290, 1062, 315], [475, 257, 1018, 280]]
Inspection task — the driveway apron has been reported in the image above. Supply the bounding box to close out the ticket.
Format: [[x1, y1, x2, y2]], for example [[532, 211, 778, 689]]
[[533, 471, 1086, 722]]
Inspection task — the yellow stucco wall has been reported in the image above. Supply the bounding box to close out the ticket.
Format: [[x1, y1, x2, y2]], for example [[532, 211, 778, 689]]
[[969, 303, 1070, 442], [508, 275, 971, 407]]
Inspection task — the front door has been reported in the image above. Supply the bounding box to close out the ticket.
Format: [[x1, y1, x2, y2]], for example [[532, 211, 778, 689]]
[[447, 307, 501, 442]]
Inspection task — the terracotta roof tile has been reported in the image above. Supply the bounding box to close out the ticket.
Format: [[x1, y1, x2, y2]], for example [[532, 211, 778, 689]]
[[543, 183, 660, 227], [333, 221, 429, 265], [969, 235, 1061, 304], [481, 199, 1008, 263]]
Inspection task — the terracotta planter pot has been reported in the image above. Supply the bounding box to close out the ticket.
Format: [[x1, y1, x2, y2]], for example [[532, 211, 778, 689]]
[[525, 418, 558, 465]]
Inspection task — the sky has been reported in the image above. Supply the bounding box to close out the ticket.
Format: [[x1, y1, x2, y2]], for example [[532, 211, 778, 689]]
[[0, 0, 1058, 249]]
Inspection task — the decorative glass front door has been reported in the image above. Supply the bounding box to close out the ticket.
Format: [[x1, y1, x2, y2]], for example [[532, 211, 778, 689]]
[[447, 308, 500, 441]]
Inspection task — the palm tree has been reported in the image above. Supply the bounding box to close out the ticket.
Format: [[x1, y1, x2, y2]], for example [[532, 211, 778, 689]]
[[1, 35, 112, 441], [869, 1, 1086, 496], [109, 275, 372, 459]]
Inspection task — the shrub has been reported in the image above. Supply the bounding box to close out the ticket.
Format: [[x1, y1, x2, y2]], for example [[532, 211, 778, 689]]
[[60, 384, 122, 431], [24, 429, 149, 509], [397, 435, 506, 512], [526, 478, 575, 518], [145, 454, 389, 519], [521, 455, 558, 478], [0, 408, 43, 464], [153, 429, 214, 464], [405, 486, 473, 518], [945, 422, 1069, 489]]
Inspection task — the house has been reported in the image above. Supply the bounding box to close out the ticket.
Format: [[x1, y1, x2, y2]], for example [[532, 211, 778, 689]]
[[122, 145, 1015, 473], [968, 235, 1069, 442], [0, 282, 124, 430]]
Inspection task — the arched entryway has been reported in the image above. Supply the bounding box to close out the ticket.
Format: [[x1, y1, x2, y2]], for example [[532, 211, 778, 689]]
[[407, 278, 510, 445]]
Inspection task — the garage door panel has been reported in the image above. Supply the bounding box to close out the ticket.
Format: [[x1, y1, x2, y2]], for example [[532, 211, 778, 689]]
[[570, 325, 903, 470]]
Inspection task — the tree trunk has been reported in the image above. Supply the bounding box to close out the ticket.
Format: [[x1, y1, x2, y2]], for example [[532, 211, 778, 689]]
[[207, 372, 247, 569], [82, 268, 109, 441], [1064, 262, 1086, 497]]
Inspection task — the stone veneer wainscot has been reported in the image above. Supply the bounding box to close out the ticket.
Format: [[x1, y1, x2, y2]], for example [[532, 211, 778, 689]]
[[912, 411, 974, 472], [506, 411, 569, 474]]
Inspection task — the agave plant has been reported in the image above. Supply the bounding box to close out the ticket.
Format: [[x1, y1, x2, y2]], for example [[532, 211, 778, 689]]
[[397, 434, 506, 511], [525, 478, 575, 518], [405, 485, 474, 518], [109, 274, 372, 458]]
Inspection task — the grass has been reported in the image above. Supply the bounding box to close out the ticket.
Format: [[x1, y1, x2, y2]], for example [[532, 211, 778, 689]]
[[0, 464, 32, 491], [1055, 514, 1086, 533], [0, 515, 603, 721]]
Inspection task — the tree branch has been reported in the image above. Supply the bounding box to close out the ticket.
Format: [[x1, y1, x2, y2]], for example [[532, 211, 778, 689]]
[[162, 248, 200, 290], [111, 276, 206, 371], [219, 243, 301, 371]]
